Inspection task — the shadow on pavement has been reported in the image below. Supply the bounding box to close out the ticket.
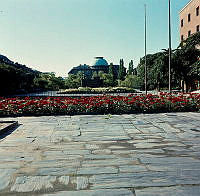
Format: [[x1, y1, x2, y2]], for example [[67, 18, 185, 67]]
[[0, 121, 20, 139]]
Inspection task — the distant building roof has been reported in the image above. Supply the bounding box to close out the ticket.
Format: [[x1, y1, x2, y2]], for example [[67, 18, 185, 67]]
[[92, 57, 108, 66], [75, 64, 91, 69]]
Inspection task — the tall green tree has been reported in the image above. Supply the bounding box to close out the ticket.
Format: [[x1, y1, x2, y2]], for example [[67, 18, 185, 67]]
[[128, 60, 134, 75], [172, 32, 200, 91], [137, 52, 169, 90], [109, 63, 114, 76], [118, 59, 125, 80]]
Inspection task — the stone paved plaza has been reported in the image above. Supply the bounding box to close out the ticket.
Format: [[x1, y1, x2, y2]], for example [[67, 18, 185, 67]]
[[0, 112, 200, 195]]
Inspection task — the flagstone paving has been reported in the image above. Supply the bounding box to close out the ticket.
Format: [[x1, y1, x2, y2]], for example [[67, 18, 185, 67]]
[[0, 112, 200, 195]]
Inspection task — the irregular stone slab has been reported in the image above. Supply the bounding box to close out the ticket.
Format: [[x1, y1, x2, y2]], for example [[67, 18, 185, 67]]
[[125, 128, 141, 134], [135, 185, 200, 196], [134, 142, 185, 149], [77, 167, 118, 175], [11, 176, 56, 192], [85, 144, 100, 150], [84, 154, 117, 160], [129, 149, 164, 154], [108, 145, 127, 149], [140, 127, 164, 134], [83, 131, 126, 137], [63, 150, 90, 155], [38, 168, 77, 176], [0, 162, 21, 169], [74, 135, 130, 142], [31, 160, 80, 168], [0, 154, 34, 162], [0, 169, 15, 190], [58, 176, 70, 185], [77, 177, 88, 190], [92, 149, 112, 154], [119, 165, 148, 173], [139, 156, 199, 164], [89, 171, 193, 189], [131, 121, 149, 125], [128, 139, 161, 144], [82, 158, 137, 167], [44, 189, 134, 196]]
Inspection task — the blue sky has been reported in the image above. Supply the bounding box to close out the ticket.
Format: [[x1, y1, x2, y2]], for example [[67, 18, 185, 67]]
[[0, 0, 190, 76]]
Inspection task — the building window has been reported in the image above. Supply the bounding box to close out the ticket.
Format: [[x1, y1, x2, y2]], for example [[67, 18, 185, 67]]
[[188, 30, 191, 37], [181, 19, 184, 27], [197, 25, 200, 32], [188, 13, 191, 22], [181, 35, 184, 41], [197, 6, 199, 16]]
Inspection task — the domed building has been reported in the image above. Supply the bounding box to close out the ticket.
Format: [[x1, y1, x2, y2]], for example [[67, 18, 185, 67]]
[[92, 56, 108, 66], [69, 57, 119, 78], [68, 57, 122, 87]]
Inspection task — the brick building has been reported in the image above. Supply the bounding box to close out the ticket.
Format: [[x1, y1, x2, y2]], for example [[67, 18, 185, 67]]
[[179, 0, 200, 41]]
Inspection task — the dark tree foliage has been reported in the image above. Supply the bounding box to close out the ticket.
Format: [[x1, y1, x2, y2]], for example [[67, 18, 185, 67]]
[[172, 32, 200, 91], [0, 55, 65, 95], [128, 60, 134, 75], [118, 59, 126, 80], [0, 63, 39, 95], [108, 63, 114, 76], [137, 32, 200, 91], [137, 52, 169, 90]]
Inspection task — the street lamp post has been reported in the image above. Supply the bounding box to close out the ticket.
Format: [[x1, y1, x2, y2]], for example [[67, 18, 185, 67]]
[[168, 0, 172, 93], [144, 4, 147, 95]]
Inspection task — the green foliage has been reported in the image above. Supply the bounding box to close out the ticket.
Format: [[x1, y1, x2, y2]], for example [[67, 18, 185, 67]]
[[64, 74, 81, 89], [107, 63, 116, 86], [92, 71, 98, 79], [119, 75, 142, 89], [172, 32, 200, 91], [128, 60, 134, 75], [0, 63, 38, 95], [118, 59, 126, 80], [136, 32, 200, 91], [108, 63, 114, 76], [34, 73, 65, 90], [137, 52, 168, 90], [101, 73, 116, 87]]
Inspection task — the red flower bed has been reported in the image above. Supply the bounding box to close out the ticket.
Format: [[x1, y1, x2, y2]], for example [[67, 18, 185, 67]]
[[0, 93, 199, 116]]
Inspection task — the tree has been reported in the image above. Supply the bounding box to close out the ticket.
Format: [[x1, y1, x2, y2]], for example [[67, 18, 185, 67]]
[[109, 63, 114, 76], [137, 52, 169, 90], [92, 71, 98, 79], [0, 62, 39, 95], [118, 59, 126, 80], [119, 75, 142, 89], [98, 71, 104, 79], [64, 74, 81, 88], [128, 60, 134, 75], [107, 63, 115, 86], [34, 72, 65, 90], [173, 32, 200, 92]]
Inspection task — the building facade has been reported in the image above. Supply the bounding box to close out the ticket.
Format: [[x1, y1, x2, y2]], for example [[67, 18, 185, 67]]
[[180, 0, 200, 41]]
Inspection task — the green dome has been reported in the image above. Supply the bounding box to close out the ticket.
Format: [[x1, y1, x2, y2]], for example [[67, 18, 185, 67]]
[[92, 57, 108, 66]]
